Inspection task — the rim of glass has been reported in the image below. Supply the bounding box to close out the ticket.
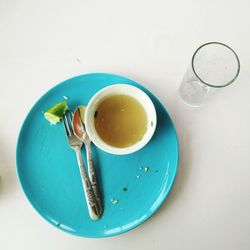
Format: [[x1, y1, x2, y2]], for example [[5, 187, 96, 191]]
[[191, 42, 240, 88]]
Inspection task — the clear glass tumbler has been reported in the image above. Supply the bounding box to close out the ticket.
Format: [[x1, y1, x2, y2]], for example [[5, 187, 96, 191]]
[[179, 42, 240, 106]]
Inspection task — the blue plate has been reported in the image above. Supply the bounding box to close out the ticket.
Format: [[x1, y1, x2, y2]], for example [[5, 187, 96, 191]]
[[16, 73, 179, 237]]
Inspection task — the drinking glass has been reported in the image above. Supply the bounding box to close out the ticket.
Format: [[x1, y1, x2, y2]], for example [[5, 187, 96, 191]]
[[179, 42, 240, 106]]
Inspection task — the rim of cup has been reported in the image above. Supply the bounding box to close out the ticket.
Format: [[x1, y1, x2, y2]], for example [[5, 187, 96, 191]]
[[191, 42, 240, 88]]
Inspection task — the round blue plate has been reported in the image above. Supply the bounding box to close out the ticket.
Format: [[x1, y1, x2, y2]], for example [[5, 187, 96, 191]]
[[16, 73, 179, 237]]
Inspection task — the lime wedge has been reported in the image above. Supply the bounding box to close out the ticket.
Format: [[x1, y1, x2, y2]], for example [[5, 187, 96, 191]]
[[44, 101, 68, 125]]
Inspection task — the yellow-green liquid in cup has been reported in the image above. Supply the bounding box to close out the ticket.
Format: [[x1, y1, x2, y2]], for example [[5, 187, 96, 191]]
[[94, 95, 147, 148]]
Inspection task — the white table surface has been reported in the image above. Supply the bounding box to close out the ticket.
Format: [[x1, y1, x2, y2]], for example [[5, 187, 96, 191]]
[[1, 0, 250, 249]]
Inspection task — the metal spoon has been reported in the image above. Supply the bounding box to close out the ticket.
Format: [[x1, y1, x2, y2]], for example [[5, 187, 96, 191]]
[[72, 106, 103, 216]]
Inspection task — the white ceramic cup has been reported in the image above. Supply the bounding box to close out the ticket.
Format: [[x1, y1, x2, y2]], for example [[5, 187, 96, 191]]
[[85, 84, 157, 155]]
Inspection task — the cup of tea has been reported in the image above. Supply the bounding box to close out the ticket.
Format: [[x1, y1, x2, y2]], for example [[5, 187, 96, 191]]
[[85, 84, 157, 155]]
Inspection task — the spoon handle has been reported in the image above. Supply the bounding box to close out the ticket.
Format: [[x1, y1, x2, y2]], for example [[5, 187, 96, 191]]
[[86, 143, 103, 216], [75, 148, 100, 220]]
